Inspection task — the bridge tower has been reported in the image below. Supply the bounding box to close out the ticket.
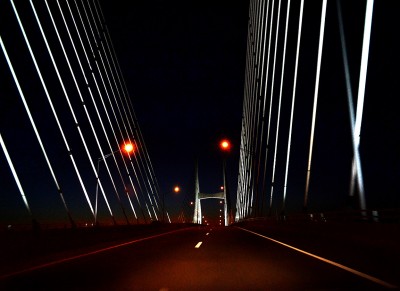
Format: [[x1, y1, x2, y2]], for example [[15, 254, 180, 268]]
[[193, 160, 229, 226]]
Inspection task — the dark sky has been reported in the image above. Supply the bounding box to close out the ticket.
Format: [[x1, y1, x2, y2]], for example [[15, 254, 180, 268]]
[[1, 1, 399, 227]]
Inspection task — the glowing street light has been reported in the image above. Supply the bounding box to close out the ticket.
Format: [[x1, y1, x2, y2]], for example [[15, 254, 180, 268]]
[[174, 186, 180, 193], [123, 142, 135, 154], [219, 139, 231, 151], [95, 141, 136, 226]]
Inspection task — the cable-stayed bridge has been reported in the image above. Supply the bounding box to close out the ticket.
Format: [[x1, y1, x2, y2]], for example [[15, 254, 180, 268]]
[[0, 1, 400, 289], [2, 0, 399, 230]]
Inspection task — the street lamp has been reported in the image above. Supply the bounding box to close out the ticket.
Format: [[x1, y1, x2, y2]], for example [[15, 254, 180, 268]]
[[219, 139, 231, 152], [95, 142, 135, 226], [219, 138, 231, 226]]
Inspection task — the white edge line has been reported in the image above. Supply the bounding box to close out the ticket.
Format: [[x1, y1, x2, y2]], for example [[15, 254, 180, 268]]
[[236, 227, 397, 289]]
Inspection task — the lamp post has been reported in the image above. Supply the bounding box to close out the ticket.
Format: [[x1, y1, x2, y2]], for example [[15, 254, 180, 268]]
[[95, 142, 135, 226], [219, 139, 231, 226]]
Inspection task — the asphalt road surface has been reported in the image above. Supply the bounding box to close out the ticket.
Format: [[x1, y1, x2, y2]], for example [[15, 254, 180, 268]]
[[0, 225, 397, 290]]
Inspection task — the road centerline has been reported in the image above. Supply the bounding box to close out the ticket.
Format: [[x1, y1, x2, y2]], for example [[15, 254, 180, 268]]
[[195, 241, 203, 248]]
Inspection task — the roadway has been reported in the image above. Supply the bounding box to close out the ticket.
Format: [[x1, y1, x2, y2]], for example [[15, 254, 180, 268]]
[[0, 225, 398, 290]]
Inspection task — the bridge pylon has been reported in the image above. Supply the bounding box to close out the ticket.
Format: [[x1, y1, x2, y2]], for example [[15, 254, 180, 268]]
[[193, 160, 229, 226]]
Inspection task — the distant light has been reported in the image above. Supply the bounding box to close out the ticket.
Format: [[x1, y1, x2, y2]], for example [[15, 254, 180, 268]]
[[220, 186, 224, 190], [219, 200, 223, 204], [219, 139, 231, 151], [124, 143, 134, 153], [174, 186, 180, 193], [190, 201, 194, 205]]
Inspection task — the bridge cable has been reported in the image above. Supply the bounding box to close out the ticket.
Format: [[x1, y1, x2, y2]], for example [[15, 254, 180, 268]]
[[84, 0, 157, 220], [304, 0, 327, 210], [0, 133, 32, 217], [43, 0, 121, 222], [62, 0, 139, 223], [52, 0, 133, 225], [269, 0, 291, 215], [78, 0, 153, 221], [282, 0, 304, 211], [71, 0, 146, 223]]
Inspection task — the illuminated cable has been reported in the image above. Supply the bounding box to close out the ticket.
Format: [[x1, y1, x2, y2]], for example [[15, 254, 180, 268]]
[[94, 0, 162, 210], [91, 5, 161, 216], [283, 0, 304, 208], [90, 0, 160, 217], [55, 0, 132, 224], [260, 0, 276, 216], [72, 0, 146, 222], [41, 0, 116, 220], [29, 0, 112, 218], [270, 0, 291, 211], [9, 0, 75, 226], [80, 1, 154, 220], [351, 0, 374, 211], [0, 132, 32, 216], [267, 0, 282, 209], [304, 0, 327, 209], [254, 0, 271, 216]]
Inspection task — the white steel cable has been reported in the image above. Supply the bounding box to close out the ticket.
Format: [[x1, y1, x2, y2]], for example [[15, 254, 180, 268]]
[[54, 0, 132, 223], [350, 0, 374, 211], [91, 1, 160, 213], [259, 0, 276, 215], [71, 0, 146, 222], [238, 0, 255, 218], [254, 0, 270, 212], [0, 132, 32, 216], [267, 0, 282, 210], [42, 0, 118, 220], [335, 0, 365, 204], [251, 0, 266, 216], [282, 0, 304, 209], [1, 32, 74, 221], [9, 1, 95, 221], [89, 0, 161, 218], [270, 0, 291, 210], [80, 1, 154, 220], [304, 0, 327, 209], [29, 0, 113, 218]]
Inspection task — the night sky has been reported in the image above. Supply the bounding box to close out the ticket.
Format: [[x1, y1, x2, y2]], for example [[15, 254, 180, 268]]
[[1, 1, 399, 226]]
